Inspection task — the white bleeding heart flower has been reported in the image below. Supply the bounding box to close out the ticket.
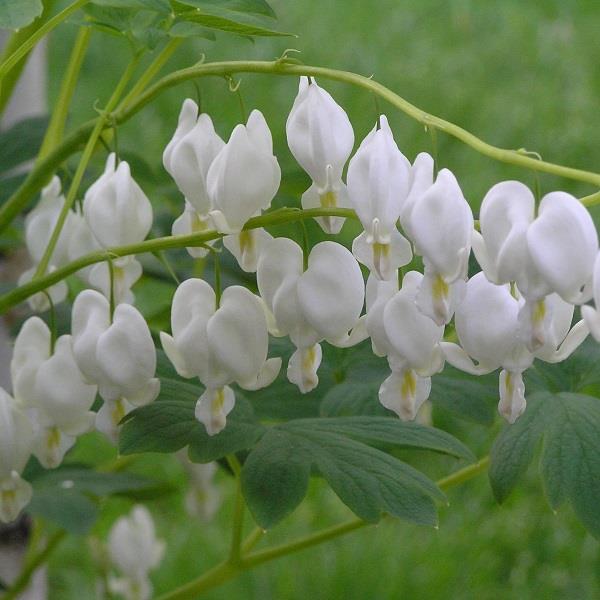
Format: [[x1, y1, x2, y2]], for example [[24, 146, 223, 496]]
[[257, 238, 366, 393], [408, 168, 473, 325], [442, 273, 586, 423], [160, 279, 281, 435], [208, 110, 281, 234], [163, 99, 225, 216], [88, 258, 143, 305], [377, 271, 445, 420], [178, 456, 221, 521], [472, 182, 597, 349], [108, 505, 165, 600], [365, 273, 398, 357], [72, 290, 159, 440], [223, 228, 273, 273], [11, 317, 97, 468], [527, 192, 598, 303], [347, 115, 412, 281], [0, 388, 33, 523], [286, 77, 354, 234], [582, 252, 600, 341], [67, 207, 101, 282], [84, 153, 153, 250]]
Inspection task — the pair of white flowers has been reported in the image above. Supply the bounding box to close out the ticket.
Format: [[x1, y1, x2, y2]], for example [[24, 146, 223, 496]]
[[164, 100, 279, 271]]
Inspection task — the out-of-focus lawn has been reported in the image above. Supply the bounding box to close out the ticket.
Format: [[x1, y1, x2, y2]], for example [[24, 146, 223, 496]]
[[45, 0, 600, 598]]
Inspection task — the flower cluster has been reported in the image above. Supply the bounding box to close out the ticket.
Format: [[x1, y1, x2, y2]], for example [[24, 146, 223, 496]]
[[2, 76, 599, 524]]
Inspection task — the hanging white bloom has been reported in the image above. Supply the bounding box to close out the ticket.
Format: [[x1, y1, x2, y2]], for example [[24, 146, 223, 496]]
[[177, 455, 221, 521], [408, 168, 473, 325], [582, 252, 600, 341], [108, 505, 165, 600], [365, 273, 398, 357], [0, 387, 33, 523], [286, 76, 354, 234], [442, 273, 587, 423], [72, 290, 159, 440], [472, 182, 597, 349], [84, 153, 153, 251], [207, 110, 281, 234], [376, 271, 445, 420], [257, 238, 366, 393], [88, 258, 143, 305], [347, 115, 412, 281], [11, 317, 97, 468], [161, 280, 281, 435], [164, 100, 225, 259]]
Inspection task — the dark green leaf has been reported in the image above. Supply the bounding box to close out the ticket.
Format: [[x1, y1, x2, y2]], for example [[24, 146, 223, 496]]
[[168, 21, 216, 39], [177, 10, 294, 37], [173, 0, 276, 18], [320, 381, 393, 417], [241, 429, 311, 528], [0, 116, 48, 177], [28, 489, 97, 535], [0, 0, 42, 29], [285, 417, 475, 461], [489, 392, 549, 503]]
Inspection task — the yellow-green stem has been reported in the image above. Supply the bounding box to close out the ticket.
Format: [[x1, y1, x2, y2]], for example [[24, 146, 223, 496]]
[[227, 455, 245, 565], [0, 207, 355, 314], [33, 55, 141, 279], [38, 26, 92, 161]]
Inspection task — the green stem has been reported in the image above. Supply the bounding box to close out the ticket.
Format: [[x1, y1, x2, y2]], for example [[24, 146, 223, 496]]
[[0, 0, 90, 82], [581, 190, 600, 207], [3, 530, 66, 600], [0, 207, 355, 314], [227, 455, 245, 565], [38, 26, 92, 161], [33, 55, 141, 279], [118, 38, 183, 110], [241, 527, 264, 554], [157, 456, 490, 600], [1, 59, 599, 235]]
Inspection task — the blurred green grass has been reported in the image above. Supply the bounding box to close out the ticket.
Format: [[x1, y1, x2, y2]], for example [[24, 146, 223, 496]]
[[43, 0, 600, 598]]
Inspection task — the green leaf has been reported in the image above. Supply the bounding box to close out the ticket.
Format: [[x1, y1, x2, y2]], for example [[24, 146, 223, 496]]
[[241, 429, 311, 528], [0, 116, 48, 177], [28, 467, 162, 534], [242, 419, 447, 529], [168, 20, 216, 39], [0, 0, 42, 29], [320, 382, 391, 417], [173, 0, 276, 18], [285, 417, 475, 461], [488, 391, 549, 503], [489, 391, 600, 538], [177, 10, 294, 37], [91, 0, 171, 11]]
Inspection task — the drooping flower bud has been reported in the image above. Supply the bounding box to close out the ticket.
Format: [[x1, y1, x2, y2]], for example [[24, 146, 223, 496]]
[[347, 115, 412, 280], [208, 110, 281, 234], [161, 280, 281, 435], [286, 77, 354, 234]]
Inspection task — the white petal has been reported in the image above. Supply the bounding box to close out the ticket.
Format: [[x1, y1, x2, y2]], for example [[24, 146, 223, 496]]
[[287, 344, 322, 393], [195, 386, 235, 436], [300, 177, 350, 235], [352, 228, 412, 281], [32, 426, 76, 469], [0, 389, 34, 479], [416, 266, 466, 325], [440, 342, 496, 375], [223, 228, 273, 272], [498, 369, 526, 424], [379, 368, 431, 421], [400, 152, 434, 240], [0, 472, 32, 523]]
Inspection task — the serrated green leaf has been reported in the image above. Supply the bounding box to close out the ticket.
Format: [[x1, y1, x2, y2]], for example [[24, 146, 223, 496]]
[[540, 393, 600, 537], [177, 10, 293, 37], [241, 429, 311, 528], [285, 417, 475, 461], [0, 0, 42, 29], [173, 0, 275, 18], [0, 116, 48, 177], [488, 392, 549, 503]]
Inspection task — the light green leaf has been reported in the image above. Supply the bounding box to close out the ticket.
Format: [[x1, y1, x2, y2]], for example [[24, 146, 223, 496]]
[[177, 9, 294, 37], [0, 0, 42, 29], [91, 0, 171, 11], [173, 0, 276, 18]]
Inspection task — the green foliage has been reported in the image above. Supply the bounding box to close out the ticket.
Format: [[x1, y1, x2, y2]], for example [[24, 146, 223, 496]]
[[490, 392, 600, 538], [26, 465, 168, 534], [0, 0, 42, 30], [0, 116, 48, 180]]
